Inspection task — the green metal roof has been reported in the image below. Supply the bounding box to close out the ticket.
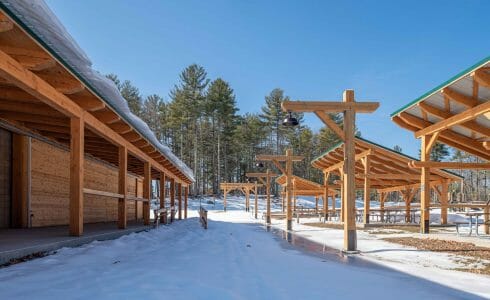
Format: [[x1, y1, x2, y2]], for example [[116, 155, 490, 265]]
[[390, 56, 490, 117]]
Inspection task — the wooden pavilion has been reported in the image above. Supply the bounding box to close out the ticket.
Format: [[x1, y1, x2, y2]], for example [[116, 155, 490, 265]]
[[311, 137, 462, 225], [275, 174, 337, 214], [0, 3, 193, 237], [391, 57, 490, 233], [219, 182, 262, 212]]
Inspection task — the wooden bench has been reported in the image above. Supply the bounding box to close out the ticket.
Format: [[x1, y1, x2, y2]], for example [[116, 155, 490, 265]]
[[293, 209, 322, 223], [153, 207, 168, 227], [169, 206, 177, 223], [199, 207, 208, 229], [454, 221, 470, 235]]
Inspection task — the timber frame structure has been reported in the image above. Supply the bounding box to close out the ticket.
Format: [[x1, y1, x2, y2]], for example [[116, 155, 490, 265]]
[[391, 57, 490, 234], [275, 174, 337, 218], [0, 4, 193, 236], [282, 90, 379, 253], [220, 182, 262, 213], [245, 170, 278, 223], [256, 151, 304, 231], [312, 136, 463, 225]]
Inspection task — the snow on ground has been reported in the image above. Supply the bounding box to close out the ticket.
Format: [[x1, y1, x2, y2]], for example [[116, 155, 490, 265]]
[[0, 196, 489, 299]]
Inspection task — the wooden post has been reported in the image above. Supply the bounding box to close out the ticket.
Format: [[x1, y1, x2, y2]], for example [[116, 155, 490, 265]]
[[135, 178, 139, 220], [143, 161, 151, 226], [184, 186, 188, 219], [266, 169, 271, 224], [340, 178, 344, 223], [178, 183, 182, 220], [282, 191, 285, 213], [69, 117, 84, 236], [170, 178, 175, 221], [484, 206, 489, 235], [343, 90, 357, 252], [363, 156, 371, 224], [403, 189, 410, 223], [380, 192, 386, 222], [440, 181, 449, 225], [118, 146, 127, 229], [315, 196, 319, 211], [245, 189, 250, 212], [254, 182, 258, 219], [160, 172, 166, 223], [323, 172, 329, 221], [420, 135, 431, 234], [223, 188, 227, 211], [286, 149, 293, 230], [12, 134, 29, 228]]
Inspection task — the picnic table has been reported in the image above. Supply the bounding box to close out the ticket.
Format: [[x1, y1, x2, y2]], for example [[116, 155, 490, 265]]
[[455, 211, 486, 236]]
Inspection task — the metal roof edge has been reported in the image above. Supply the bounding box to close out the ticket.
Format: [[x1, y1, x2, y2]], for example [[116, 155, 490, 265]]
[[390, 56, 490, 118]]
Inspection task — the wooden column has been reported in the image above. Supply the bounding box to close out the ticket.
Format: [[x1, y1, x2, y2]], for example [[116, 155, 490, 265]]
[[340, 178, 344, 222], [343, 90, 357, 251], [403, 189, 410, 223], [143, 161, 151, 225], [118, 146, 127, 229], [440, 181, 449, 225], [135, 178, 139, 220], [245, 189, 250, 212], [484, 206, 489, 235], [363, 156, 371, 224], [286, 149, 293, 231], [254, 182, 258, 219], [281, 191, 285, 212], [266, 169, 271, 224], [223, 188, 227, 211], [315, 196, 319, 211], [69, 117, 84, 236], [178, 183, 182, 220], [160, 172, 166, 223], [420, 135, 431, 234], [380, 192, 386, 222], [184, 186, 188, 219], [12, 134, 29, 228], [323, 172, 329, 221], [170, 178, 175, 221]]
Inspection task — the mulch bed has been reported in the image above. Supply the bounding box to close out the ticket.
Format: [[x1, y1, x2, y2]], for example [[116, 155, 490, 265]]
[[383, 237, 490, 275]]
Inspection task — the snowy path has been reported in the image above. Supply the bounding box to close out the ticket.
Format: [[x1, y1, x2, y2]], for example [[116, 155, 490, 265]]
[[0, 209, 486, 299]]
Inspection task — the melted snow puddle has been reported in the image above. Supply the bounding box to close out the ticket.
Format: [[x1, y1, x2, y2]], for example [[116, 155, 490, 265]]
[[260, 225, 386, 271]]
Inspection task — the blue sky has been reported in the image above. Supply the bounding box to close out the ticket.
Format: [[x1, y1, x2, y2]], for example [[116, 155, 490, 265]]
[[45, 0, 489, 157]]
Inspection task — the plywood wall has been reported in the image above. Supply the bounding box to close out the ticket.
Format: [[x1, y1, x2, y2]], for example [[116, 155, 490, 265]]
[[31, 139, 140, 227]]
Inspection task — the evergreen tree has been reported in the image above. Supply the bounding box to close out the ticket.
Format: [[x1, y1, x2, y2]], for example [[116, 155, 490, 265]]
[[393, 145, 403, 153]]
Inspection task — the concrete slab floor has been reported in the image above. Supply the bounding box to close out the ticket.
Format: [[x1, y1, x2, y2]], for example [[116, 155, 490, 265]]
[[0, 221, 151, 265]]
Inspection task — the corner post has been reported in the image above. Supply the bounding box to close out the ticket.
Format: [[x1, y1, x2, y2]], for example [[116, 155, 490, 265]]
[[323, 172, 330, 222], [254, 182, 258, 219], [70, 116, 84, 236], [118, 146, 127, 229]]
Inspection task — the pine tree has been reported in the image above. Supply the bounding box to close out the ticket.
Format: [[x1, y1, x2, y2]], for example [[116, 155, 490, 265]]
[[393, 145, 403, 153], [106, 74, 142, 116]]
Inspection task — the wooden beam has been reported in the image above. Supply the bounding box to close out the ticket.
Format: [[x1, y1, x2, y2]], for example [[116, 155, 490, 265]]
[[441, 87, 479, 108], [69, 117, 84, 236], [184, 185, 188, 219], [314, 111, 345, 140], [363, 155, 371, 224], [322, 149, 372, 173], [473, 70, 490, 88], [256, 154, 304, 162], [415, 101, 490, 138], [0, 14, 14, 32], [418, 102, 490, 137], [178, 182, 182, 220], [282, 100, 379, 113], [118, 146, 127, 229]]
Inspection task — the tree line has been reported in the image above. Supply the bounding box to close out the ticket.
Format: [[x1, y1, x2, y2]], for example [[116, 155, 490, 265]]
[[108, 64, 488, 201]]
